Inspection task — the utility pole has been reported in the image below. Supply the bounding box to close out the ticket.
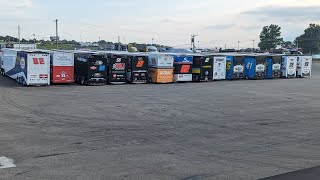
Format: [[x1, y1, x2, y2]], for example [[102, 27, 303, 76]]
[[33, 34, 36, 49], [18, 25, 21, 49], [152, 38, 154, 45], [238, 41, 240, 51], [252, 40, 255, 52], [191, 34, 198, 53], [55, 19, 59, 49], [118, 35, 121, 51]]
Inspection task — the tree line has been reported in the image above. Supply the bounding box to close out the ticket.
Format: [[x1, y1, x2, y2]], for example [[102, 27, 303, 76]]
[[259, 23, 320, 54]]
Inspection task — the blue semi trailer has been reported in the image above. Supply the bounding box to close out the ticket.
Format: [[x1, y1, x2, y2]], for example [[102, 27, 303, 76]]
[[225, 55, 244, 80], [244, 55, 266, 80]]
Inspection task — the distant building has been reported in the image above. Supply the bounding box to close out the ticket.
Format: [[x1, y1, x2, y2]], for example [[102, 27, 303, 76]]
[[50, 36, 60, 42], [1, 43, 36, 50]]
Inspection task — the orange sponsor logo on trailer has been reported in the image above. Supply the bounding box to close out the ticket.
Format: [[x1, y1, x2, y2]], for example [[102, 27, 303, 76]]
[[148, 68, 174, 83]]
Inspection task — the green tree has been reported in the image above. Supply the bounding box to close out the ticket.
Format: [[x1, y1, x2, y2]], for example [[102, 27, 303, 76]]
[[282, 41, 294, 49], [98, 40, 107, 45], [258, 24, 283, 50], [295, 23, 320, 54]]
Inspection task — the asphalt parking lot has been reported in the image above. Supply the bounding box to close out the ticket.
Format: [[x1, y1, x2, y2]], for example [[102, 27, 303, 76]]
[[1, 63, 320, 180]]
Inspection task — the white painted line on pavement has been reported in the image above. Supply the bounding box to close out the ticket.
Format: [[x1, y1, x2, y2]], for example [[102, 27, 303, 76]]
[[0, 156, 16, 169]]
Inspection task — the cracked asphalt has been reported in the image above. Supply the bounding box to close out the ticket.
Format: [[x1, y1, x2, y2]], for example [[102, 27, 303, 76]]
[[0, 63, 320, 180]]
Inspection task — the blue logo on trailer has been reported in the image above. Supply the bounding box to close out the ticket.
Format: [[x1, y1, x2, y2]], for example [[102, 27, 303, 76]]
[[244, 56, 256, 79], [265, 57, 273, 79], [6, 51, 28, 84], [99, 65, 106, 71], [172, 54, 193, 64], [225, 56, 234, 80]]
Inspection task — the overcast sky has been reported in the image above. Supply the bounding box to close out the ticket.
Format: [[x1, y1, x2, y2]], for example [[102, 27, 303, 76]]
[[0, 0, 319, 48]]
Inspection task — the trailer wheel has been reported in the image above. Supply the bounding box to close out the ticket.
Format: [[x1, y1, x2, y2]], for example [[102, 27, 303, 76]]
[[21, 78, 26, 86], [81, 77, 85, 85]]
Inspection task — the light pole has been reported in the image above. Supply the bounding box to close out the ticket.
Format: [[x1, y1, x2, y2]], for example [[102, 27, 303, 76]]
[[238, 41, 240, 51], [33, 34, 36, 49], [191, 34, 198, 52], [152, 38, 154, 45], [252, 40, 255, 52], [55, 19, 59, 49]]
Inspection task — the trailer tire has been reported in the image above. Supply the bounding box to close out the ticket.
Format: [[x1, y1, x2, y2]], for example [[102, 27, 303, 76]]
[[81, 77, 85, 85], [21, 78, 26, 86]]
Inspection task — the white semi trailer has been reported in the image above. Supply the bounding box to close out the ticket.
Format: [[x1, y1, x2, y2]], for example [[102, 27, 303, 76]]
[[281, 56, 297, 78], [0, 49, 50, 86], [297, 56, 312, 77]]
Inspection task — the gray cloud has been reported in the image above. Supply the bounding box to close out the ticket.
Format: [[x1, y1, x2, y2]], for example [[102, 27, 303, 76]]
[[239, 25, 262, 31], [241, 5, 320, 21], [161, 18, 175, 23], [205, 24, 236, 30], [16, 0, 33, 8]]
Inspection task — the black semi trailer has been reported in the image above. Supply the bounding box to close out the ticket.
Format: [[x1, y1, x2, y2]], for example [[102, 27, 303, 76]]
[[127, 53, 148, 84], [107, 52, 128, 84], [192, 55, 213, 82], [74, 52, 108, 85]]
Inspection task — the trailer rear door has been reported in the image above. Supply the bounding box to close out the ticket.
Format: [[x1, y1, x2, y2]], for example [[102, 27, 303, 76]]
[[52, 52, 74, 83], [27, 53, 50, 85]]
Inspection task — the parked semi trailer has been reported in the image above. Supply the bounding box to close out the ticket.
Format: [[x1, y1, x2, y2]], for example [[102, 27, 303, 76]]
[[50, 51, 74, 84], [74, 51, 108, 85], [148, 53, 174, 83], [226, 55, 245, 80], [266, 55, 282, 79], [0, 49, 50, 86], [127, 53, 148, 84], [106, 52, 128, 84], [297, 56, 312, 77], [213, 56, 227, 80], [281, 56, 297, 78], [171, 53, 193, 82], [192, 55, 213, 82], [244, 55, 266, 80]]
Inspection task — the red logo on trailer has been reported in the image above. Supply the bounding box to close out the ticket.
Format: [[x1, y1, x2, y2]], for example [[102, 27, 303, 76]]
[[136, 60, 144, 68], [180, 65, 191, 73], [90, 66, 97, 70], [113, 63, 125, 70], [39, 74, 48, 79], [51, 66, 74, 84], [33, 58, 45, 64]]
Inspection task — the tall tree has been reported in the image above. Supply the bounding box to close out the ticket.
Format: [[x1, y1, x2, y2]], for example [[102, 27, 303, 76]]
[[295, 23, 320, 54], [258, 24, 283, 50], [282, 41, 294, 49]]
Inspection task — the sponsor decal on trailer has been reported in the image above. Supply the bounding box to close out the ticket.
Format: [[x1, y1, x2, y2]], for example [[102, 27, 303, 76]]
[[273, 63, 281, 70], [256, 64, 265, 72], [180, 65, 191, 73], [113, 63, 125, 70]]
